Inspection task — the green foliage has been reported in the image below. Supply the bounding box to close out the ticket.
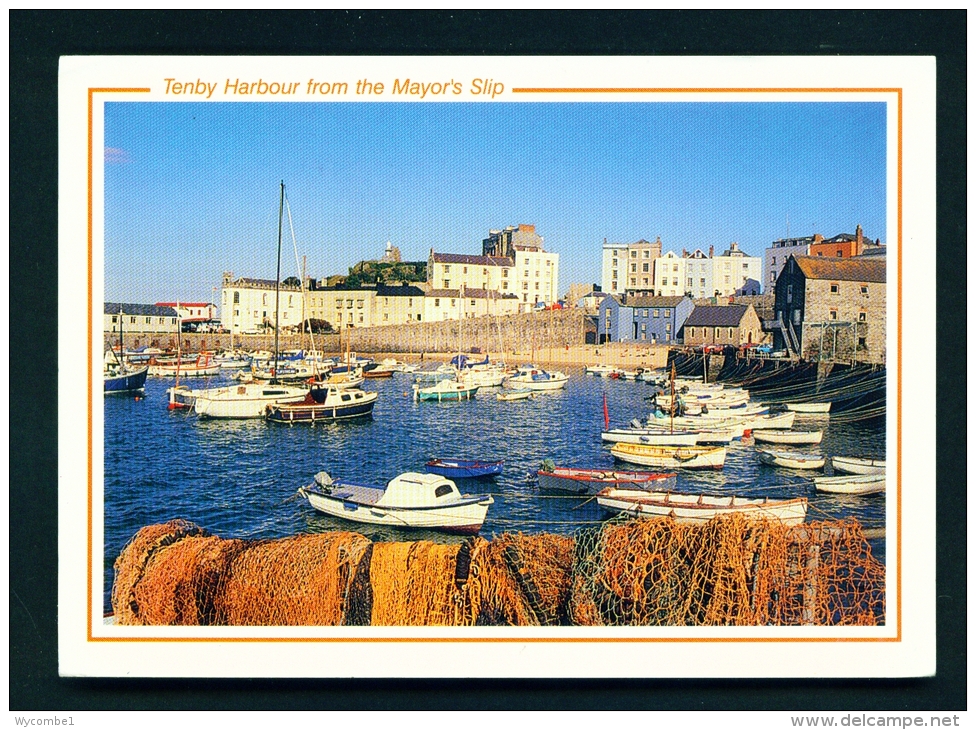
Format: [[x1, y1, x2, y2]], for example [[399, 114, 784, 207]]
[[340, 261, 427, 288]]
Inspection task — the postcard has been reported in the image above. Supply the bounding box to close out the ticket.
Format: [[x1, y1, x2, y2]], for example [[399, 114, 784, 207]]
[[58, 55, 935, 678]]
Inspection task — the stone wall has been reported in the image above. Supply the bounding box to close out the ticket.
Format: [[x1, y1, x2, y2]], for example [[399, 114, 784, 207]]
[[104, 309, 591, 356]]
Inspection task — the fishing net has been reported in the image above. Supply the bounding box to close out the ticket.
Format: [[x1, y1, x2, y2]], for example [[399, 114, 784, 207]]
[[216, 531, 372, 626], [111, 519, 210, 626], [112, 518, 883, 627], [470, 533, 575, 626], [568, 515, 885, 626]]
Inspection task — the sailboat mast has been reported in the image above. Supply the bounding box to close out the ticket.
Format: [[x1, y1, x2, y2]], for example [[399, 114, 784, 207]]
[[272, 180, 284, 385], [669, 361, 676, 435]]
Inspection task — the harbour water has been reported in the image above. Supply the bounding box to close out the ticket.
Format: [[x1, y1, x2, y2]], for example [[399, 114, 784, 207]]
[[103, 367, 887, 612]]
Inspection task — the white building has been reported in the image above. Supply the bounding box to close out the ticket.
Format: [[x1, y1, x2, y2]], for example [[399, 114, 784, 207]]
[[221, 272, 303, 333], [763, 235, 816, 292], [423, 288, 521, 322], [654, 243, 762, 299], [104, 303, 179, 334], [601, 242, 629, 295], [427, 252, 515, 295], [513, 247, 559, 311]]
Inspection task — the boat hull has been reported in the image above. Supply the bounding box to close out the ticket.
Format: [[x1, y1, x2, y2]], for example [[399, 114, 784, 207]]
[[193, 384, 308, 419], [538, 468, 677, 496], [601, 429, 701, 446], [303, 489, 492, 534], [596, 489, 808, 526], [786, 402, 832, 413], [610, 443, 726, 470], [104, 366, 149, 394], [425, 460, 504, 479], [830, 456, 886, 475], [757, 450, 826, 470], [266, 395, 377, 423], [752, 429, 823, 445], [813, 474, 886, 495]]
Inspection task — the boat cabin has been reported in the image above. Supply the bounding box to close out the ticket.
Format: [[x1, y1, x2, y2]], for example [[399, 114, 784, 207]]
[[376, 472, 462, 506]]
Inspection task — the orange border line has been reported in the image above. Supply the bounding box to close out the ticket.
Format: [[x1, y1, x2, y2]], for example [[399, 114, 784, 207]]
[[88, 87, 902, 645], [87, 87, 151, 641]]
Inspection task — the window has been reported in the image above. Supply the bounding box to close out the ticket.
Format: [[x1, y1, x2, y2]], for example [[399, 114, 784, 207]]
[[111, 316, 117, 323], [724, 276, 730, 284], [630, 250, 637, 258], [643, 250, 650, 258], [502, 269, 509, 277], [356, 300, 364, 309], [641, 323, 646, 332], [858, 337, 867, 348], [653, 309, 660, 318], [346, 299, 353, 308], [687, 278, 693, 287], [502, 281, 509, 290], [700, 278, 706, 286], [434, 484, 454, 498], [450, 299, 456, 307], [830, 283, 839, 294], [672, 264, 678, 272], [288, 295, 293, 306], [861, 286, 869, 295], [689, 327, 696, 338], [666, 323, 672, 332], [829, 309, 838, 320], [728, 328, 734, 339], [434, 299, 440, 307], [786, 284, 793, 303], [836, 250, 843, 257], [858, 311, 867, 322], [283, 312, 288, 320], [233, 292, 240, 304], [383, 313, 389, 321], [664, 309, 671, 317], [470, 299, 476, 306], [524, 270, 529, 277], [463, 266, 468, 274], [672, 278, 678, 286], [336, 300, 342, 308], [358, 314, 363, 323], [630, 278, 637, 286], [341, 394, 351, 402], [642, 278, 649, 285], [444, 265, 450, 273], [130, 316, 136, 324], [443, 279, 451, 288], [523, 282, 529, 290], [771, 257, 776, 265], [642, 263, 650, 273], [262, 294, 267, 305], [631, 263, 637, 273], [612, 250, 618, 258]]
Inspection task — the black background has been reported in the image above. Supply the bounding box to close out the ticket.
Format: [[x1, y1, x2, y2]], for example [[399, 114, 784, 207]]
[[10, 10, 966, 711]]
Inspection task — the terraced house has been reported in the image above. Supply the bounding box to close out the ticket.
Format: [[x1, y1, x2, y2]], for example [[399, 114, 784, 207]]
[[597, 295, 694, 344], [680, 304, 766, 348]]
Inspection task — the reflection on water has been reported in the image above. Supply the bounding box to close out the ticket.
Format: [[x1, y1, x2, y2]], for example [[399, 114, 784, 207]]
[[103, 369, 888, 610]]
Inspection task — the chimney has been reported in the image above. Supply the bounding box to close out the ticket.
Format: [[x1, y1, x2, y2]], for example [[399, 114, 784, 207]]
[[813, 234, 823, 244], [709, 245, 714, 258], [855, 224, 864, 255], [682, 248, 688, 258]]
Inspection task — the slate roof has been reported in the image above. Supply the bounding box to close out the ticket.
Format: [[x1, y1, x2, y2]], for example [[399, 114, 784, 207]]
[[230, 277, 302, 290], [430, 252, 514, 267], [426, 288, 518, 299], [683, 304, 751, 328], [375, 284, 427, 297], [621, 295, 686, 308], [104, 303, 178, 317], [794, 256, 886, 283]]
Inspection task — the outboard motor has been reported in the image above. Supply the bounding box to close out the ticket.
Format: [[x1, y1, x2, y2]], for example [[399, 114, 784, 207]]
[[313, 471, 334, 491]]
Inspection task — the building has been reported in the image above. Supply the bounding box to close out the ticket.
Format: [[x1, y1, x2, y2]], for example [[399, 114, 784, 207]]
[[602, 237, 663, 296], [513, 245, 559, 310], [221, 272, 303, 333], [597, 294, 693, 345], [772, 255, 886, 365], [564, 282, 596, 308], [681, 304, 766, 348], [482, 223, 544, 258], [427, 252, 515, 295], [652, 250, 688, 297], [764, 226, 883, 291], [104, 303, 179, 334], [423, 288, 520, 322], [379, 240, 402, 263], [154, 302, 218, 330]]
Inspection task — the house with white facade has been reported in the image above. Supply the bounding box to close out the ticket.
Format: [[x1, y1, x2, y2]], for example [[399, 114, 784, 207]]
[[220, 272, 304, 333], [104, 303, 179, 334]]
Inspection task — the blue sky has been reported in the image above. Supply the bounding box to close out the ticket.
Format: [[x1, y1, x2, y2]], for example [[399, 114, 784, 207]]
[[104, 101, 886, 306]]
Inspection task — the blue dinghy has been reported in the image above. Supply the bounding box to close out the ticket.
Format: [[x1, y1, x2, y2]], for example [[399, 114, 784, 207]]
[[425, 458, 504, 479]]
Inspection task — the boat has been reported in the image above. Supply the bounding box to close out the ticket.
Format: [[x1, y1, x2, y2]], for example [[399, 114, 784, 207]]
[[585, 364, 619, 377], [756, 449, 826, 470], [412, 378, 479, 402], [830, 456, 886, 475], [752, 429, 824, 445], [251, 361, 324, 383], [610, 443, 727, 470], [786, 402, 832, 413], [537, 464, 677, 496], [424, 458, 504, 479], [362, 364, 395, 378], [104, 307, 149, 394], [193, 382, 309, 419], [496, 389, 537, 401], [265, 385, 378, 423], [600, 428, 701, 446], [506, 364, 569, 391], [320, 369, 365, 390], [298, 471, 494, 534], [595, 488, 808, 526], [149, 352, 221, 378], [813, 473, 886, 495]]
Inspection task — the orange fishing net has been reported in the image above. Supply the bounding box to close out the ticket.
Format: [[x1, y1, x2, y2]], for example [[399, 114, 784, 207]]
[[111, 517, 884, 627]]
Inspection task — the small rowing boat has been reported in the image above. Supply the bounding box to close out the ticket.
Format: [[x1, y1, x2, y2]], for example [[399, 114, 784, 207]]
[[830, 456, 886, 475], [756, 449, 826, 470], [813, 473, 886, 495], [786, 402, 832, 413], [496, 390, 536, 401], [425, 458, 504, 479], [610, 443, 726, 470], [595, 488, 808, 526], [752, 429, 823, 445], [537, 464, 677, 495]]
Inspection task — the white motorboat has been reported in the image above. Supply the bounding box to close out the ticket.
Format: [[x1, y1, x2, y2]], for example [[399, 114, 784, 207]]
[[506, 364, 569, 391], [596, 488, 808, 526], [413, 378, 479, 402], [813, 473, 886, 495], [610, 443, 727, 470], [191, 382, 309, 419], [752, 429, 824, 445], [496, 390, 537, 401], [756, 449, 826, 470], [600, 428, 701, 446], [298, 471, 493, 534], [585, 364, 620, 377], [830, 456, 886, 475]]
